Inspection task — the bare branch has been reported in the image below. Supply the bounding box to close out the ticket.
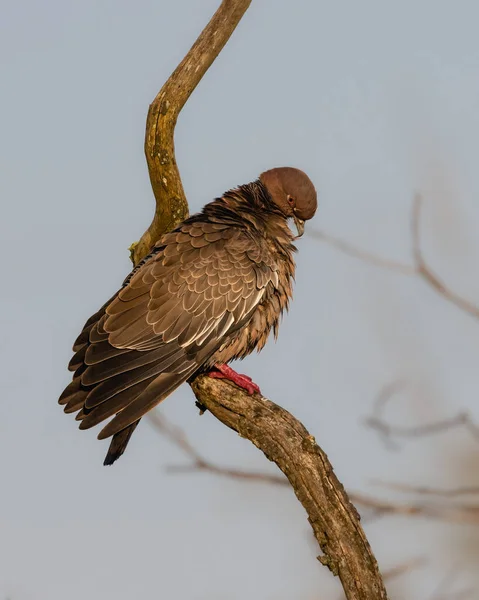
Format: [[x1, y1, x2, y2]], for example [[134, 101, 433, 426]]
[[310, 194, 479, 321], [131, 0, 253, 264], [148, 409, 479, 527], [411, 194, 479, 320], [191, 375, 388, 599], [133, 3, 388, 599], [348, 492, 479, 525], [372, 480, 479, 498], [366, 411, 479, 448], [309, 230, 415, 275], [148, 411, 287, 485], [363, 382, 479, 449]]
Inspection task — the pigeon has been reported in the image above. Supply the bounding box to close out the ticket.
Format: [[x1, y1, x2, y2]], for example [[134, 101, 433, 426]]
[[59, 167, 317, 465]]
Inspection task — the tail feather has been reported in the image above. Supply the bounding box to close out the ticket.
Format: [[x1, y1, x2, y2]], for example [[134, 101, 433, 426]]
[[103, 420, 140, 466]]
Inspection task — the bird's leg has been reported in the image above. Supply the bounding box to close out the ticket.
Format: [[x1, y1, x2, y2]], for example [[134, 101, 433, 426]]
[[207, 363, 261, 395]]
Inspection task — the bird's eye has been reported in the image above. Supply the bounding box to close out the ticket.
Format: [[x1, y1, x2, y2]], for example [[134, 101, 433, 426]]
[[287, 196, 295, 205]]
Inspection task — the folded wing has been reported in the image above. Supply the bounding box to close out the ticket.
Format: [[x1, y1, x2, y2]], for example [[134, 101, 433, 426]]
[[59, 220, 279, 442]]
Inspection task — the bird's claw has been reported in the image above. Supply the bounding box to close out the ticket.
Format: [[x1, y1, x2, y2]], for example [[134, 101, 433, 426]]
[[208, 364, 261, 395]]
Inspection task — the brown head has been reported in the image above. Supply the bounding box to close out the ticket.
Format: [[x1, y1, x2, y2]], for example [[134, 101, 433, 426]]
[[259, 167, 317, 237]]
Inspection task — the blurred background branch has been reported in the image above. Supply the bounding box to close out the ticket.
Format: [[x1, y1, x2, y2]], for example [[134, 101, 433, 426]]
[[310, 194, 479, 320], [363, 381, 479, 450], [147, 411, 479, 526]]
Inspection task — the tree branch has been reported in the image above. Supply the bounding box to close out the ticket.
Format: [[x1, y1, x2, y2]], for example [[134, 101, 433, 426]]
[[363, 381, 479, 450], [131, 0, 253, 265], [309, 230, 416, 275], [147, 411, 479, 527], [191, 376, 388, 598], [372, 480, 479, 499], [411, 194, 479, 320], [133, 2, 388, 598], [310, 194, 479, 321]]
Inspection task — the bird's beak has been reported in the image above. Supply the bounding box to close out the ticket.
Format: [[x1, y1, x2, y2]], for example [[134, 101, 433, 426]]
[[293, 214, 305, 238]]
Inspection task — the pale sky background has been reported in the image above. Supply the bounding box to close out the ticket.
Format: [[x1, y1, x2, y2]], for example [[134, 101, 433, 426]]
[[2, 1, 479, 599]]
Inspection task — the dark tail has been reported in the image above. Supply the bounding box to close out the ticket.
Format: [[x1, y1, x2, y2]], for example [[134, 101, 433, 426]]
[[103, 420, 140, 466]]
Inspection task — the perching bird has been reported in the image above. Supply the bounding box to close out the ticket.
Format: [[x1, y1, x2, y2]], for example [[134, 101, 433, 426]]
[[59, 167, 317, 465]]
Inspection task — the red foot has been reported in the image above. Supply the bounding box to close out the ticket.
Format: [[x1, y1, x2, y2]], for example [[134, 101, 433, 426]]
[[208, 363, 261, 395]]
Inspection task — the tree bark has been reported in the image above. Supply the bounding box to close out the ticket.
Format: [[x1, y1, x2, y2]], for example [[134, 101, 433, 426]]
[[130, 0, 253, 265], [132, 2, 389, 598], [191, 377, 388, 599]]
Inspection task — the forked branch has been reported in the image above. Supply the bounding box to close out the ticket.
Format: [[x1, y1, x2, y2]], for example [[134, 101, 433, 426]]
[[132, 2, 388, 598]]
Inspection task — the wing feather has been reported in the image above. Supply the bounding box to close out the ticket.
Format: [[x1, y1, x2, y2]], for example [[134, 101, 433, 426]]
[[59, 220, 279, 447]]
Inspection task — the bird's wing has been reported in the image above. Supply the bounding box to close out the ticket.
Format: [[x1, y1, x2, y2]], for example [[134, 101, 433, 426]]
[[59, 220, 279, 439]]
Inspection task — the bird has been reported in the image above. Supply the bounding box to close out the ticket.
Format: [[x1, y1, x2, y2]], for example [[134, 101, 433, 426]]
[[59, 167, 317, 465]]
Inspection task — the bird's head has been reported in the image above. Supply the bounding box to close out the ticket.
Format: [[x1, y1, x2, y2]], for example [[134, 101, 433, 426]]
[[259, 167, 317, 237]]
